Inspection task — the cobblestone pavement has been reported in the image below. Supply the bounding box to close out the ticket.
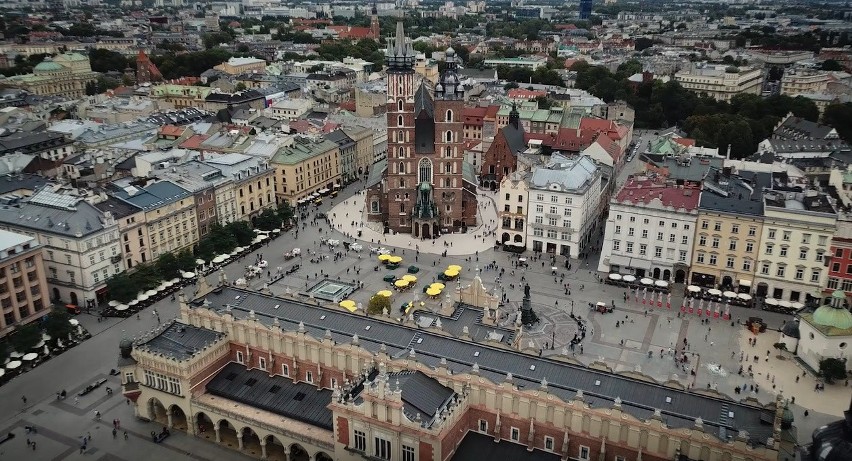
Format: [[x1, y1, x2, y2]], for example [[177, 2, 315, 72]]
[[0, 182, 840, 461]]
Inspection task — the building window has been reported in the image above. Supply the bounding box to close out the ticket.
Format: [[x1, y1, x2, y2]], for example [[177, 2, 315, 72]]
[[236, 351, 244, 364], [510, 427, 520, 441], [354, 430, 366, 451], [726, 256, 735, 269], [374, 437, 392, 460], [642, 229, 648, 239], [306, 371, 313, 383], [709, 254, 717, 265], [828, 277, 839, 289], [795, 268, 804, 280], [811, 269, 821, 283], [681, 235, 688, 245], [699, 236, 706, 246], [802, 233, 811, 244], [701, 220, 708, 230], [639, 244, 647, 256], [768, 229, 776, 239], [657, 232, 663, 241], [729, 240, 737, 251], [418, 158, 433, 184], [765, 243, 773, 255], [731, 224, 739, 234], [579, 446, 590, 460], [748, 226, 756, 236], [614, 225, 621, 234], [626, 242, 633, 253], [613, 240, 620, 251], [402, 445, 415, 461], [696, 252, 705, 264], [478, 419, 488, 433], [711, 237, 720, 249], [746, 242, 754, 253], [655, 247, 662, 258], [628, 228, 635, 237], [282, 364, 289, 377], [799, 248, 808, 260], [777, 266, 786, 277], [713, 222, 721, 231], [782, 231, 791, 241], [743, 259, 752, 272], [258, 357, 266, 370], [780, 247, 788, 258], [544, 435, 555, 450]]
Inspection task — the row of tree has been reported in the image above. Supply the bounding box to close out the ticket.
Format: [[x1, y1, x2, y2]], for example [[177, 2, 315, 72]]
[[106, 205, 292, 303], [570, 60, 832, 159]]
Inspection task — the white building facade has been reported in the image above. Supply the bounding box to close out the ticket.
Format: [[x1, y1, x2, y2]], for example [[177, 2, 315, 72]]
[[526, 155, 601, 258], [598, 178, 700, 281], [497, 172, 530, 249], [752, 191, 836, 302]]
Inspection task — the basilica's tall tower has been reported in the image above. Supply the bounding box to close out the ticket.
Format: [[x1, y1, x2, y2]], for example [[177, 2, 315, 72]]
[[369, 3, 380, 40], [369, 21, 477, 237]]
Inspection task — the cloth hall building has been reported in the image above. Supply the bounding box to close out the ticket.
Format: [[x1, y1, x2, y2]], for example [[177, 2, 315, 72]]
[[118, 274, 783, 461]]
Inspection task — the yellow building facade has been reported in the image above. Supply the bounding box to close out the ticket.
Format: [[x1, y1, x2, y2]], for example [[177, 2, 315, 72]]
[[690, 211, 764, 291], [271, 138, 341, 206]]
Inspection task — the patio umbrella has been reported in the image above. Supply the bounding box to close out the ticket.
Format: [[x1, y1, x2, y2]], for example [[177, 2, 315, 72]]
[[394, 279, 409, 288], [9, 351, 23, 358], [128, 299, 139, 306], [212, 255, 228, 264], [5, 360, 21, 369], [402, 275, 417, 283], [69, 319, 79, 326], [707, 288, 722, 296], [447, 265, 462, 272], [339, 300, 357, 312], [444, 269, 459, 277], [195, 259, 206, 266], [145, 289, 158, 297], [256, 235, 268, 241], [377, 290, 392, 297], [0, 369, 5, 378], [234, 247, 245, 253], [654, 280, 668, 288], [426, 287, 441, 296], [182, 272, 196, 279], [622, 275, 636, 283], [723, 291, 737, 298], [157, 282, 169, 291], [687, 285, 701, 293], [765, 298, 778, 306], [137, 294, 149, 302], [430, 282, 445, 290], [116, 304, 129, 311], [378, 254, 392, 262], [22, 352, 37, 361], [738, 293, 752, 301], [108, 300, 119, 307], [608, 273, 622, 281], [640, 278, 653, 285], [169, 278, 180, 284], [388, 256, 403, 264]]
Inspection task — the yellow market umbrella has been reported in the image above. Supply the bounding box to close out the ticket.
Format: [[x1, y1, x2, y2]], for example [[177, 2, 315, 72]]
[[404, 302, 415, 314], [426, 287, 441, 296], [377, 290, 393, 297], [378, 254, 391, 262], [339, 300, 357, 312], [444, 269, 459, 277], [447, 264, 462, 272], [394, 279, 409, 288], [388, 256, 403, 264], [402, 274, 417, 282], [429, 282, 445, 290]]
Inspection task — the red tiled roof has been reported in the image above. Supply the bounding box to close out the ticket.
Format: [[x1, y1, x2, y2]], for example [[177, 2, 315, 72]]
[[673, 137, 696, 147], [339, 100, 356, 112], [289, 120, 314, 134], [327, 26, 372, 39], [525, 128, 596, 151], [483, 105, 500, 120], [507, 88, 546, 99], [322, 122, 339, 133], [159, 124, 185, 137], [593, 134, 623, 163], [615, 178, 701, 211], [579, 118, 628, 140], [179, 134, 208, 150]]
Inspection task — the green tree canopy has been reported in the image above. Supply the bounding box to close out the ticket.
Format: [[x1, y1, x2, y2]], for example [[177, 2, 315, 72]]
[[9, 323, 41, 353], [823, 103, 852, 141], [367, 294, 391, 315]]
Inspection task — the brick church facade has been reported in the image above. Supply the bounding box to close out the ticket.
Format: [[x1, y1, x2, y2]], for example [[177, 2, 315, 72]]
[[366, 21, 477, 237]]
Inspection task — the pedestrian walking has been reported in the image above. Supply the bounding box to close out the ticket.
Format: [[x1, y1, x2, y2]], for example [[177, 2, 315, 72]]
[[124, 431, 128, 440]]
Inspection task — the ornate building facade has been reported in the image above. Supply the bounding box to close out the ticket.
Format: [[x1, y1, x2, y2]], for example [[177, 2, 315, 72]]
[[366, 22, 477, 237], [119, 276, 783, 461]]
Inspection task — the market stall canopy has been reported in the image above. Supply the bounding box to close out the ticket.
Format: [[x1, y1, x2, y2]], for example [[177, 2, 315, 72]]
[[608, 273, 622, 281]]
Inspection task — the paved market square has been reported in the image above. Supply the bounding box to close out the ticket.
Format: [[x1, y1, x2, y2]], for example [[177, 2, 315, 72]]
[[0, 180, 844, 461]]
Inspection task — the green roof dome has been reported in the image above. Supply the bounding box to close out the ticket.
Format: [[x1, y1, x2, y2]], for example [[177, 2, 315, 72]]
[[812, 291, 852, 330], [34, 59, 63, 72]]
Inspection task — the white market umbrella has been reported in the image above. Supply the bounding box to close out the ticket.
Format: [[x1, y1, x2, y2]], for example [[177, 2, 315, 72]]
[[256, 234, 268, 241], [183, 272, 196, 279], [195, 259, 206, 266], [108, 300, 119, 307], [69, 319, 79, 326], [0, 368, 5, 378], [9, 351, 23, 359], [5, 360, 21, 369], [608, 273, 622, 281], [622, 275, 636, 283], [723, 291, 737, 298], [116, 304, 129, 311], [687, 285, 701, 293], [212, 255, 227, 264], [169, 278, 180, 284], [22, 353, 37, 361], [765, 298, 778, 306], [707, 289, 722, 296], [145, 290, 158, 297], [737, 293, 752, 301], [654, 280, 668, 288], [128, 299, 139, 306], [137, 294, 149, 302]]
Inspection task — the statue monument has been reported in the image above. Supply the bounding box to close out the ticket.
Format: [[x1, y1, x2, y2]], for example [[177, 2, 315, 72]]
[[520, 283, 538, 325]]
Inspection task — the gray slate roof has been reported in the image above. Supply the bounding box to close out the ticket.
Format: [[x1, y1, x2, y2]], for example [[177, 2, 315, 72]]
[[206, 362, 333, 430], [389, 370, 455, 422], [195, 287, 775, 446], [137, 321, 225, 361], [530, 154, 597, 192], [699, 168, 765, 217], [113, 180, 191, 210], [451, 431, 560, 461], [0, 188, 111, 237]]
